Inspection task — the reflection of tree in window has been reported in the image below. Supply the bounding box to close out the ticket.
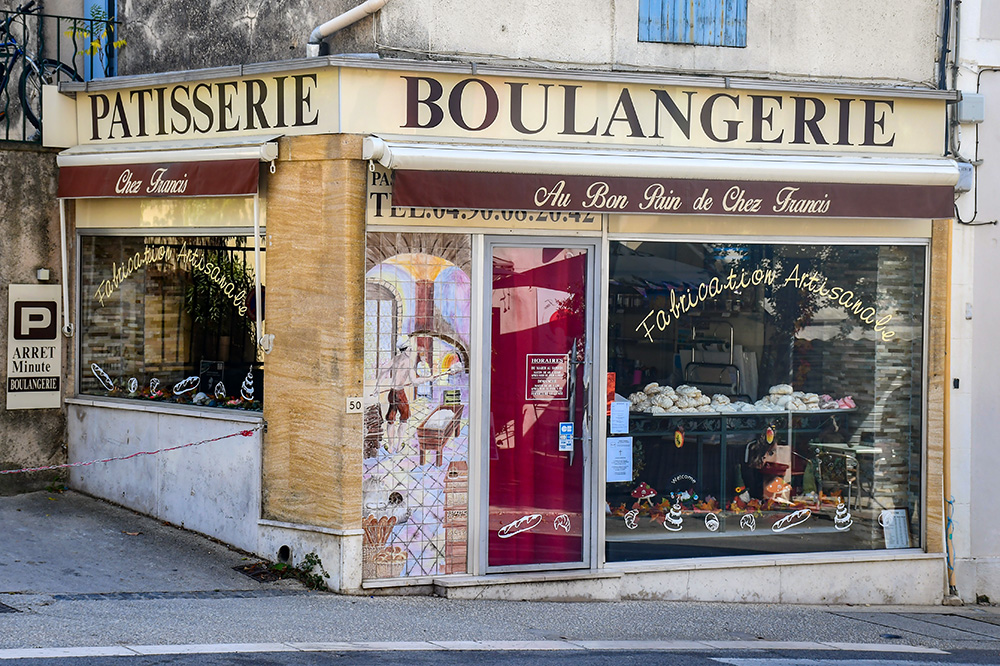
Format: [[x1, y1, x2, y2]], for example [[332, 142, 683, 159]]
[[179, 237, 259, 365], [79, 234, 264, 409]]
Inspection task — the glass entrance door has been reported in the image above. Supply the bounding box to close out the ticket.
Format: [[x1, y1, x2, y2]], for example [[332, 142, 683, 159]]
[[486, 242, 593, 570]]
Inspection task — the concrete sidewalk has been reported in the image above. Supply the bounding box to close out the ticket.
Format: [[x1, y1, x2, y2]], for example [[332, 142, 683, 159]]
[[1, 490, 999, 654]]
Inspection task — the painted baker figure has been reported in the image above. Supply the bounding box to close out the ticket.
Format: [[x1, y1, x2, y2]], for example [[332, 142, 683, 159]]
[[377, 335, 433, 451]]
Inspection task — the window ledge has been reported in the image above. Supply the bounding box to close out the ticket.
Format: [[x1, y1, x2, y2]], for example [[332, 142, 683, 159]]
[[605, 549, 940, 574], [66, 395, 264, 423]]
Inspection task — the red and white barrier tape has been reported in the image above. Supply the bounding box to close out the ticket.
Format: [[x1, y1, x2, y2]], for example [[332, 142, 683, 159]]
[[0, 424, 263, 475]]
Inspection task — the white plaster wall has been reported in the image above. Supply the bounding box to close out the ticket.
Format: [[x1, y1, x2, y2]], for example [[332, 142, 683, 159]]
[[954, 0, 1000, 604], [257, 522, 353, 592], [617, 554, 944, 604], [67, 401, 263, 554], [435, 554, 944, 603], [375, 0, 941, 86]]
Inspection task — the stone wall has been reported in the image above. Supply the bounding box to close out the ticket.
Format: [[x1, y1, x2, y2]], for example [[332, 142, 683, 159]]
[[115, 0, 940, 86], [0, 145, 68, 494]]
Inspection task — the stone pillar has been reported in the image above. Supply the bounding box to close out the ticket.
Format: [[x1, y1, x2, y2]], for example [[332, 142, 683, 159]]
[[262, 135, 366, 538], [925, 219, 950, 559]]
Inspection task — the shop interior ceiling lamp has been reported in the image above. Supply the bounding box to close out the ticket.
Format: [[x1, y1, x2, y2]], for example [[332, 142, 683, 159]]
[[308, 0, 391, 57]]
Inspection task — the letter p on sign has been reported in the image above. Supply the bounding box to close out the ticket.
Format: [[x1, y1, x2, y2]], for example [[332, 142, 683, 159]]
[[14, 301, 57, 340]]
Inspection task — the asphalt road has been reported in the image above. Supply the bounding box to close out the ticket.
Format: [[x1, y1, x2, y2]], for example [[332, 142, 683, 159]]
[[3, 491, 1000, 663], [3, 649, 1000, 666]]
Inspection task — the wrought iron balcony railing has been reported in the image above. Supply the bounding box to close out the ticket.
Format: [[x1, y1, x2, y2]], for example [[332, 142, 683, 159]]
[[0, 2, 122, 142]]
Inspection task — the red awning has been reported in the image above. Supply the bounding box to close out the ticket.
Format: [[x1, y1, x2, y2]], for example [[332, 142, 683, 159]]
[[55, 136, 279, 199], [57, 159, 260, 198]]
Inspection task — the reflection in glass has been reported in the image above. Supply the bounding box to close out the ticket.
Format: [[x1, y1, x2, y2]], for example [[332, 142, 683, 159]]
[[489, 246, 588, 568], [606, 241, 925, 560], [79, 235, 264, 410]]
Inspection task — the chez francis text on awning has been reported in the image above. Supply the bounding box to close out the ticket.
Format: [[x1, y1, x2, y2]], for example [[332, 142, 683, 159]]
[[56, 160, 261, 198], [387, 171, 955, 219]]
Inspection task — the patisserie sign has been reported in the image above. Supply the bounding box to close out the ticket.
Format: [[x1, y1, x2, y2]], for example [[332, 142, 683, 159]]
[[635, 262, 896, 342]]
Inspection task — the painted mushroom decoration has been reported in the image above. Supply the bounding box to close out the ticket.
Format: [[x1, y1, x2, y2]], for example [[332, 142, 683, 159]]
[[631, 482, 657, 507]]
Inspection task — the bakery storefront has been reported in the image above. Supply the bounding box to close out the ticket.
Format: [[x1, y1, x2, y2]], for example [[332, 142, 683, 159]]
[[53, 59, 955, 602]]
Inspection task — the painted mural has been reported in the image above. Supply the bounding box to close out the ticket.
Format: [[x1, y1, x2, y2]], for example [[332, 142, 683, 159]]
[[362, 233, 472, 578]]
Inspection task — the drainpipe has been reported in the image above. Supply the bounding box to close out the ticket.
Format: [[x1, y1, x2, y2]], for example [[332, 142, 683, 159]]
[[949, 0, 963, 157], [307, 0, 390, 57]]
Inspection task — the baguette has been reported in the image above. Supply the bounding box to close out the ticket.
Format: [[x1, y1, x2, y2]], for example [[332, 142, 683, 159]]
[[771, 508, 811, 532], [497, 513, 542, 538]]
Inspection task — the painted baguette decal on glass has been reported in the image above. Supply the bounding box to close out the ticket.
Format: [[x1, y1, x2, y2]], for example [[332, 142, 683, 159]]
[[172, 376, 200, 395], [215, 381, 227, 399], [705, 513, 720, 532], [740, 514, 756, 531], [553, 514, 571, 533], [771, 509, 811, 532], [91, 363, 114, 391], [127, 377, 138, 393], [624, 509, 639, 530], [241, 369, 254, 401], [663, 504, 683, 532], [149, 377, 160, 393], [497, 514, 543, 538], [835, 502, 853, 531]]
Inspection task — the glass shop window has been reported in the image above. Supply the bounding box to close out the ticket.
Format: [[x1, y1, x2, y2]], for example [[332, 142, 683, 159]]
[[605, 240, 925, 560], [79, 235, 264, 410]]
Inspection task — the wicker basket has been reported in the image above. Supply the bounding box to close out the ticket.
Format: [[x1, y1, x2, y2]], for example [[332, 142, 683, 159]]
[[362, 545, 380, 579], [373, 546, 407, 578]]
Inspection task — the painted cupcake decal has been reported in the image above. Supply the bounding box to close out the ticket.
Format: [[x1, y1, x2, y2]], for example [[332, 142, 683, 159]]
[[834, 501, 853, 531], [663, 504, 684, 532], [240, 369, 254, 401]]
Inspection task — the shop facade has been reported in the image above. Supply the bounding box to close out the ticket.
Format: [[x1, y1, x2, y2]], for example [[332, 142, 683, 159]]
[[50, 58, 957, 602]]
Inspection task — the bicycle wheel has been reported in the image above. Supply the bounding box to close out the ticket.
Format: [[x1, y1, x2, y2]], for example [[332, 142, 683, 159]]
[[19, 58, 80, 130]]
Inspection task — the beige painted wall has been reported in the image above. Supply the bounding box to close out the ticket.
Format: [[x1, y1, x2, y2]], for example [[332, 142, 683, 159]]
[[116, 1, 941, 89], [378, 0, 941, 87], [262, 134, 366, 529]]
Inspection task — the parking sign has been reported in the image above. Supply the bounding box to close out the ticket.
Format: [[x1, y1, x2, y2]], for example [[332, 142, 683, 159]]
[[7, 285, 62, 409]]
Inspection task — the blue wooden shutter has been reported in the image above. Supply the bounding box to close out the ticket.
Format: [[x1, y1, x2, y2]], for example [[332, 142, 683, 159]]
[[639, 0, 747, 47], [82, 0, 118, 80]]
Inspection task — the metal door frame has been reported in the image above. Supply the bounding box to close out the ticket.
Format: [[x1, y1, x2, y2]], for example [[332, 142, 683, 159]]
[[478, 235, 602, 574]]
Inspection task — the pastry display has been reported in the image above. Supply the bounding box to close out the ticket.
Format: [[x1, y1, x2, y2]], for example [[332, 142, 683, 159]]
[[628, 381, 854, 414]]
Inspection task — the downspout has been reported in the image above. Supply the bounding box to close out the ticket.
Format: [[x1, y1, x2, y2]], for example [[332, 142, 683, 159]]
[[307, 0, 390, 57], [949, 0, 963, 157]]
